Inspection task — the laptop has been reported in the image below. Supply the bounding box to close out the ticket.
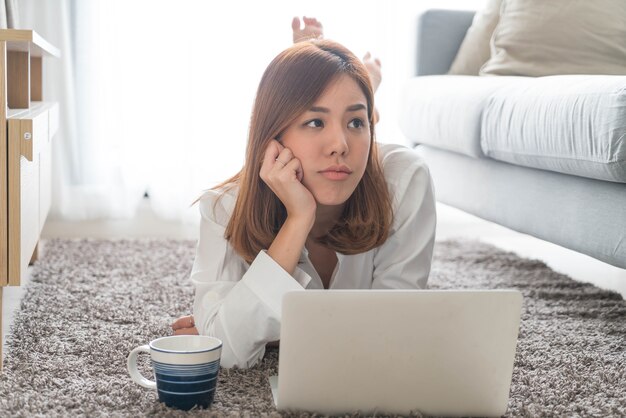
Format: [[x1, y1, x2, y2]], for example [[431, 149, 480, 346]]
[[269, 289, 522, 417]]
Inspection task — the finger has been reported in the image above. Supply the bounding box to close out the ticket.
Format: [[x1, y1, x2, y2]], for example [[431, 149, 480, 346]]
[[364, 51, 371, 60], [291, 16, 300, 31], [305, 17, 321, 29], [375, 58, 381, 67], [171, 315, 194, 330], [173, 315, 194, 330], [283, 156, 304, 182], [261, 140, 284, 175], [297, 164, 304, 182], [173, 327, 199, 336], [273, 148, 294, 171]]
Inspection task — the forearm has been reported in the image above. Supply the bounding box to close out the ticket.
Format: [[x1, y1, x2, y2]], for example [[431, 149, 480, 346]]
[[267, 215, 314, 276], [192, 250, 306, 368]]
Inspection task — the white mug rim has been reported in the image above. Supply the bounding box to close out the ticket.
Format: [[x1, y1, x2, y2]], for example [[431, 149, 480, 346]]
[[149, 335, 222, 354]]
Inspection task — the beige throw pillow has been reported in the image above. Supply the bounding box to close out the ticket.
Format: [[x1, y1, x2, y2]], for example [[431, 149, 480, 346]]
[[448, 0, 502, 75], [481, 0, 626, 76]]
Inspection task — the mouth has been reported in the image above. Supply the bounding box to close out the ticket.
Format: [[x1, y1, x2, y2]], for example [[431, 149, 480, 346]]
[[318, 165, 352, 181]]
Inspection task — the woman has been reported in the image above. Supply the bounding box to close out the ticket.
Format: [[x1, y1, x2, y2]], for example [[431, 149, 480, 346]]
[[172, 22, 436, 369]]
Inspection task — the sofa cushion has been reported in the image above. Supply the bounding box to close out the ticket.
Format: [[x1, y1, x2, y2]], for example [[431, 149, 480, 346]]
[[480, 0, 626, 76], [448, 0, 501, 76], [399, 75, 522, 158], [481, 75, 626, 183]]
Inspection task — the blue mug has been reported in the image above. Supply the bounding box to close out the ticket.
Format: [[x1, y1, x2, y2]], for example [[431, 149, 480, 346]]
[[127, 335, 222, 410]]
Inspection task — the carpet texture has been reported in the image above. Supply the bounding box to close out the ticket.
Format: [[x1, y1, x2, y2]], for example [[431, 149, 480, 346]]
[[0, 238, 624, 417]]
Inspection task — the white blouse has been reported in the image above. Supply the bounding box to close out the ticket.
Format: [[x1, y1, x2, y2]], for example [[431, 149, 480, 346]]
[[190, 143, 437, 369]]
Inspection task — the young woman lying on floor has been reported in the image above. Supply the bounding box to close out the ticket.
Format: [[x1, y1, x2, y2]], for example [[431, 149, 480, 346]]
[[171, 16, 436, 368]]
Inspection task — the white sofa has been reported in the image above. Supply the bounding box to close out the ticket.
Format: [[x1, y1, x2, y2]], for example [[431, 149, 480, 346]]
[[400, 9, 626, 268]]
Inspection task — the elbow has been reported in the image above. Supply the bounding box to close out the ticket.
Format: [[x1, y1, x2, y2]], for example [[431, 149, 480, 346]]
[[199, 313, 266, 370], [218, 345, 265, 370]]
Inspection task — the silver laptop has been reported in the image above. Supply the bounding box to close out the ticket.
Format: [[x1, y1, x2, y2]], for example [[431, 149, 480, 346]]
[[269, 289, 522, 417]]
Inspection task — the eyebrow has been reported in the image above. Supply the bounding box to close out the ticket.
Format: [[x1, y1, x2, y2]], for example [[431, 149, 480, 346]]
[[309, 104, 367, 113]]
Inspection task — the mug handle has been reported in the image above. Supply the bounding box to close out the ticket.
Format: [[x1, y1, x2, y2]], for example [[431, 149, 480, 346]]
[[127, 345, 157, 389]]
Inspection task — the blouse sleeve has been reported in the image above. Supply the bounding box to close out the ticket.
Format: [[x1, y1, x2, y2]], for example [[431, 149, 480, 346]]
[[190, 192, 311, 369], [372, 148, 437, 289]]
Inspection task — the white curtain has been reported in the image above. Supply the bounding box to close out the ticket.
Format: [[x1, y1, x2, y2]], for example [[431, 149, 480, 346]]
[[20, 0, 485, 225], [21, 0, 146, 221], [0, 0, 18, 28]]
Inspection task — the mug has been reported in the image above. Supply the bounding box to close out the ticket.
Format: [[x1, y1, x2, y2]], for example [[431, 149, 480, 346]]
[[127, 335, 222, 410]]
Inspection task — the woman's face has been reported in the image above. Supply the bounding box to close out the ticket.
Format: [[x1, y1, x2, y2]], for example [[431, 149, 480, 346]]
[[278, 74, 371, 206]]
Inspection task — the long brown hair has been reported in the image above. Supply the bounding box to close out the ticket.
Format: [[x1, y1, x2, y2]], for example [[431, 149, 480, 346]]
[[198, 39, 393, 263]]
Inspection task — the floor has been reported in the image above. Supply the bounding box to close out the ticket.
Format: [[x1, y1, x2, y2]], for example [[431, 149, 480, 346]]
[[2, 199, 626, 358]]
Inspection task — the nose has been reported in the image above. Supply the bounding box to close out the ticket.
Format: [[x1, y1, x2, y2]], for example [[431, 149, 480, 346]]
[[325, 123, 349, 157]]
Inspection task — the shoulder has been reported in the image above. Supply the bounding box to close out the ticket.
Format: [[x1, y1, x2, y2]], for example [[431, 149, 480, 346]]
[[376, 144, 436, 237], [377, 142, 431, 193], [196, 186, 239, 228]]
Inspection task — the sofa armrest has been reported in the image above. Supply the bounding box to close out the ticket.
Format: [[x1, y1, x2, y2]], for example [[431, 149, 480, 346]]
[[416, 9, 476, 76]]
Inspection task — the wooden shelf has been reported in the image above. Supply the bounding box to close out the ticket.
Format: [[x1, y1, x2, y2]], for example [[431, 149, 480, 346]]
[[0, 29, 60, 371], [0, 29, 60, 57], [0, 29, 60, 110]]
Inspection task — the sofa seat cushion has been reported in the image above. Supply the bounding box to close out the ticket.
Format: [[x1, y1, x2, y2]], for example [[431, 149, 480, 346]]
[[399, 75, 524, 158], [481, 75, 626, 183]]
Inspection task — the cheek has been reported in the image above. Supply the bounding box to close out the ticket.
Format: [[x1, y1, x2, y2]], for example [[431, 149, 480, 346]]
[[290, 145, 317, 171], [354, 139, 371, 170]]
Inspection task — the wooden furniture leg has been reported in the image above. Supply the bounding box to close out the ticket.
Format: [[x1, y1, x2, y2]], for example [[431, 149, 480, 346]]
[[29, 242, 38, 265]]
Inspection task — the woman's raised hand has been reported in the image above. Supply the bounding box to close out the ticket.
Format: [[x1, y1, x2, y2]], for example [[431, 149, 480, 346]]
[[292, 16, 324, 43], [260, 140, 316, 222], [261, 140, 316, 275], [362, 52, 382, 93], [171, 315, 198, 335]]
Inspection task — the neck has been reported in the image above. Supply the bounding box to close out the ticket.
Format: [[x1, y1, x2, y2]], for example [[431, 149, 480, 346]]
[[310, 203, 344, 238]]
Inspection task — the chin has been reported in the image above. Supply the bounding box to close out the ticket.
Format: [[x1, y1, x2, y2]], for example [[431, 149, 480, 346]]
[[311, 189, 354, 206], [305, 176, 359, 207]]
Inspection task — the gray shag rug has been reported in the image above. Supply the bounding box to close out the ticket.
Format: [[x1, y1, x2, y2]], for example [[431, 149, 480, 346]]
[[0, 238, 624, 417]]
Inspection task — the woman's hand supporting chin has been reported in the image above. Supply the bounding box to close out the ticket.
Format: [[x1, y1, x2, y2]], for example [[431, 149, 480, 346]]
[[260, 140, 316, 275]]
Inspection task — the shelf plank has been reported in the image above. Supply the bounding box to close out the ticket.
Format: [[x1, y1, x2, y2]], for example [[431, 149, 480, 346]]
[[7, 51, 29, 108], [31, 56, 42, 101], [0, 29, 60, 58], [7, 101, 56, 120], [7, 118, 21, 286], [0, 41, 7, 286]]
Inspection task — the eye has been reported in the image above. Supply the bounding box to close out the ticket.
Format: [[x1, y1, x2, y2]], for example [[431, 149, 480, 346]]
[[305, 119, 324, 128], [348, 118, 365, 129]]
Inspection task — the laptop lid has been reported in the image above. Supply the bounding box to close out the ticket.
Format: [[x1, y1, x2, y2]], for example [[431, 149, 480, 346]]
[[275, 289, 522, 416]]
